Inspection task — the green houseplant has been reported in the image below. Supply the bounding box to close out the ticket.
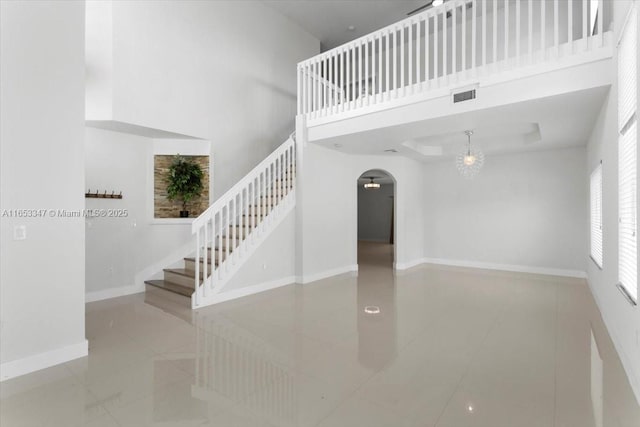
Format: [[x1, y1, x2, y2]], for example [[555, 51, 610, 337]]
[[166, 155, 204, 218]]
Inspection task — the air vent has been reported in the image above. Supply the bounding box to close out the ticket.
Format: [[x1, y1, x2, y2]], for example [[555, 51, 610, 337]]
[[453, 89, 476, 103]]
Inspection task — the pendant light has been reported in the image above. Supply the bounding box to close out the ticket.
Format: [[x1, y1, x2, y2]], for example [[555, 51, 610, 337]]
[[455, 130, 484, 179], [363, 177, 381, 189]]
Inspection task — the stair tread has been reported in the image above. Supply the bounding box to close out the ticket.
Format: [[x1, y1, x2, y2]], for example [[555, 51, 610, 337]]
[[145, 280, 192, 297], [164, 268, 203, 279], [184, 256, 219, 266]]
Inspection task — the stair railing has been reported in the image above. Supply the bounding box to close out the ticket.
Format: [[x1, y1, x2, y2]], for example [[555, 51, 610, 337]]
[[191, 136, 296, 307]]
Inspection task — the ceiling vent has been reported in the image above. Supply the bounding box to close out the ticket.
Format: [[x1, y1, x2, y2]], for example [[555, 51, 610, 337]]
[[453, 89, 476, 103]]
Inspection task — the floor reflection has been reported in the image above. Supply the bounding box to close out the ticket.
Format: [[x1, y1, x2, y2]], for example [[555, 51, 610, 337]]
[[2, 244, 640, 426], [357, 241, 398, 371]]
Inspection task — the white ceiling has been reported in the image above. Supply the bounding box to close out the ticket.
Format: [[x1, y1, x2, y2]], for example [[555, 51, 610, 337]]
[[263, 0, 430, 50], [315, 86, 609, 162]]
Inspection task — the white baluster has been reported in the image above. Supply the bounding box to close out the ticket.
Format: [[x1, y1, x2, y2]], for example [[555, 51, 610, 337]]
[[554, 0, 559, 57], [529, 0, 533, 63], [568, 0, 573, 54], [505, 0, 509, 63], [482, 0, 487, 69], [443, 6, 448, 80], [416, 18, 421, 90], [472, 0, 477, 74], [516, 0, 521, 65], [365, 39, 370, 105], [408, 21, 413, 92], [385, 30, 390, 98], [597, 0, 603, 47], [462, 1, 466, 75], [195, 229, 200, 305], [541, 0, 546, 59], [225, 204, 230, 271], [203, 221, 208, 296], [217, 211, 222, 278], [393, 28, 398, 97], [358, 41, 363, 107], [352, 45, 357, 108], [493, 0, 498, 65], [453, 2, 457, 78], [297, 65, 301, 115], [435, 12, 439, 81], [426, 14, 430, 85], [582, 0, 588, 46]]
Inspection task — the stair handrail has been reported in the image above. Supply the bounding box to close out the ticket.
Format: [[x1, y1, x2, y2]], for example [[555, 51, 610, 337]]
[[192, 136, 295, 233]]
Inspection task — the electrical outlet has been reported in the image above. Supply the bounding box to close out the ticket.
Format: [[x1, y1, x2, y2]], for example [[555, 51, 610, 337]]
[[13, 225, 26, 240]]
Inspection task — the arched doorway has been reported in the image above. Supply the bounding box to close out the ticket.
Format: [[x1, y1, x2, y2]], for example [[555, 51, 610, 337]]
[[357, 169, 396, 268]]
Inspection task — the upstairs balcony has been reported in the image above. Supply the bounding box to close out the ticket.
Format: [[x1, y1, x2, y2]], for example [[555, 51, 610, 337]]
[[296, 0, 614, 141]]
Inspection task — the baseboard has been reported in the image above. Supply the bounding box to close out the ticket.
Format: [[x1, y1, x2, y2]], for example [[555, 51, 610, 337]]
[[394, 258, 426, 271], [0, 340, 88, 382], [196, 276, 296, 306], [421, 258, 587, 279], [86, 283, 144, 303], [298, 264, 359, 284], [587, 279, 640, 406]]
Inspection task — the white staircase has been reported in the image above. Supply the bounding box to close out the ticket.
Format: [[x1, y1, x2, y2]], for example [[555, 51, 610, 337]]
[[146, 136, 296, 309]]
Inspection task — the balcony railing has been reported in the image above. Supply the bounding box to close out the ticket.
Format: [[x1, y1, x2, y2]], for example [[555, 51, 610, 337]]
[[297, 0, 611, 124]]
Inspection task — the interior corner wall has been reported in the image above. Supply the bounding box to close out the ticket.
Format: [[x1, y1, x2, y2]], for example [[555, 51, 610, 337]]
[[0, 1, 87, 379], [86, 0, 319, 199], [298, 144, 424, 281], [585, 0, 640, 404], [84, 127, 199, 300], [423, 146, 588, 275]]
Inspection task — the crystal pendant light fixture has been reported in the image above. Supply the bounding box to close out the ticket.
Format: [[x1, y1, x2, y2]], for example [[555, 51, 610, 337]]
[[363, 177, 381, 189], [456, 130, 484, 179]]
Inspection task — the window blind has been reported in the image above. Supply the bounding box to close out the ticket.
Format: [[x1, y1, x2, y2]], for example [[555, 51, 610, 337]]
[[591, 163, 603, 268], [618, 6, 637, 130], [617, 4, 637, 303]]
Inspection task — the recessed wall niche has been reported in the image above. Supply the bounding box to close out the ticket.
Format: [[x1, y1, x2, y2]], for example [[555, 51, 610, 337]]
[[154, 155, 210, 218]]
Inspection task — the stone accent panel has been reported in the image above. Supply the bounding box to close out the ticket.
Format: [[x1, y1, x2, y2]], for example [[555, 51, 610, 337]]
[[154, 155, 209, 218]]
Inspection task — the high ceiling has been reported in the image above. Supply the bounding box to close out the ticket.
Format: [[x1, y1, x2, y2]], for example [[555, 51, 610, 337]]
[[263, 0, 430, 50]]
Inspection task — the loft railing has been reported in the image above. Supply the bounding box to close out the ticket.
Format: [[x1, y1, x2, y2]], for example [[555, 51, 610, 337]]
[[297, 0, 611, 122], [190, 136, 296, 308]]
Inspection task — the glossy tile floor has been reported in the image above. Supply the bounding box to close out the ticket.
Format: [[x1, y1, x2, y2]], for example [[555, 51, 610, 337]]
[[2, 241, 640, 427]]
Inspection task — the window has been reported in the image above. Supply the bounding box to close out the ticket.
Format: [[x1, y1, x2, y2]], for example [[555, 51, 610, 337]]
[[591, 163, 603, 268], [617, 5, 637, 304]]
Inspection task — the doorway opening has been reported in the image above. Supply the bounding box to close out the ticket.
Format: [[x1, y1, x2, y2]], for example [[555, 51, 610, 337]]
[[357, 169, 396, 268]]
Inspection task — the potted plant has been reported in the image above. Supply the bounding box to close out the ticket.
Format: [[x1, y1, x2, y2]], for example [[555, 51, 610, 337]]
[[166, 155, 204, 218]]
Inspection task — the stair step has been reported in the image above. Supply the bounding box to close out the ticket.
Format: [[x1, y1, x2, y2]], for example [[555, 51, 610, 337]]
[[145, 280, 193, 298], [163, 268, 203, 288], [184, 256, 220, 272]]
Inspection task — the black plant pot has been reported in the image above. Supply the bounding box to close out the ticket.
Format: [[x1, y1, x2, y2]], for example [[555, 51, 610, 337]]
[[179, 210, 189, 218]]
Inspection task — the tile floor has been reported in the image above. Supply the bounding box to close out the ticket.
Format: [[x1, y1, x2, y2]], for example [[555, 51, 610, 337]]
[[1, 241, 639, 426]]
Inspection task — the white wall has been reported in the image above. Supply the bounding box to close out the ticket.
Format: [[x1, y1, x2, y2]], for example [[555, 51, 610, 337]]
[[84, 127, 209, 300], [222, 210, 296, 294], [0, 1, 87, 379], [586, 0, 640, 404], [423, 146, 588, 276], [86, 0, 319, 198], [297, 142, 425, 280], [357, 184, 394, 242]]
